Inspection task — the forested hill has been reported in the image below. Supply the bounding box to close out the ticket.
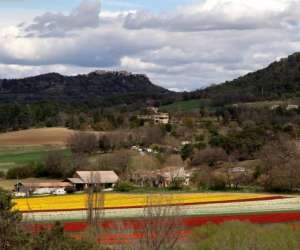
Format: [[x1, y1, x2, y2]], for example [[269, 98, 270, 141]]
[[194, 52, 300, 105], [0, 70, 173, 106]]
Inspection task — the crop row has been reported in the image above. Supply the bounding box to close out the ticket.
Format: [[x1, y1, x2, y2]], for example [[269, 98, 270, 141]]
[[14, 192, 280, 212]]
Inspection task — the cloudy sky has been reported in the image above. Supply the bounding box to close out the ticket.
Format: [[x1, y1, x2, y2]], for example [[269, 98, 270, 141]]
[[0, 0, 300, 91]]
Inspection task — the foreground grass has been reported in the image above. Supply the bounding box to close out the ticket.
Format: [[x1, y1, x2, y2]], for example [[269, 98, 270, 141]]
[[190, 221, 300, 250]]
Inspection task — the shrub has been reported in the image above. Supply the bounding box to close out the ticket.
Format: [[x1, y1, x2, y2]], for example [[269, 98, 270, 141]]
[[68, 132, 98, 154], [210, 175, 227, 190], [194, 142, 207, 150], [43, 151, 67, 178], [195, 169, 227, 191], [180, 144, 193, 161], [114, 181, 136, 192], [0, 171, 5, 178], [168, 178, 185, 190], [165, 123, 172, 133], [6, 165, 36, 179], [210, 127, 267, 160], [195, 134, 205, 141], [65, 186, 75, 194], [191, 147, 227, 167]]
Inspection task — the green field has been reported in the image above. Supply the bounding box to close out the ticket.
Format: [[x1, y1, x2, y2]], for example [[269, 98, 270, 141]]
[[0, 147, 71, 171], [160, 99, 210, 112]]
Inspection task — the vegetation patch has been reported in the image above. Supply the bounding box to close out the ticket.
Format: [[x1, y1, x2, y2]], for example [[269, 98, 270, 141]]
[[160, 99, 210, 112], [0, 148, 71, 171]]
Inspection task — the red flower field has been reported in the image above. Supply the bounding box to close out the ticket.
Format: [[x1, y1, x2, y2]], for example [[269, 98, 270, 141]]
[[23, 211, 300, 244]]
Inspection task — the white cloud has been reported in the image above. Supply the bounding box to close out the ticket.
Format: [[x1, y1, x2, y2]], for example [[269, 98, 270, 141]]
[[1, 0, 300, 91], [120, 56, 162, 71], [23, 0, 101, 37], [124, 0, 300, 32], [0, 63, 98, 79]]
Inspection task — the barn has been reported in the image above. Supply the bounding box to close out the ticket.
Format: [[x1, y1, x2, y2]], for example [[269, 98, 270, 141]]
[[64, 171, 119, 191], [14, 181, 72, 195]]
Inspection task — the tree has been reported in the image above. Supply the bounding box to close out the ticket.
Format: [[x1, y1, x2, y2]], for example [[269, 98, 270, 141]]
[[137, 195, 182, 250], [182, 117, 195, 129], [136, 126, 165, 146], [6, 165, 36, 179], [191, 148, 228, 167], [210, 126, 267, 160], [0, 171, 5, 179], [180, 144, 193, 161], [165, 123, 172, 133], [68, 132, 98, 154], [43, 151, 67, 178], [96, 150, 132, 178], [129, 154, 161, 172], [85, 172, 105, 246], [98, 135, 111, 152], [0, 189, 102, 249], [0, 188, 29, 250], [259, 137, 300, 191], [227, 171, 252, 190], [193, 167, 227, 191]]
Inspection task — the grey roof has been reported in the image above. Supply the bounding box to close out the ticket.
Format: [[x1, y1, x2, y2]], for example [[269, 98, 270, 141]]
[[75, 171, 119, 184]]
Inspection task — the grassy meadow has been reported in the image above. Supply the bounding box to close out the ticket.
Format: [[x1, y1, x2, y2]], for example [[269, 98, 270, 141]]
[[0, 147, 71, 171], [0, 127, 74, 171]]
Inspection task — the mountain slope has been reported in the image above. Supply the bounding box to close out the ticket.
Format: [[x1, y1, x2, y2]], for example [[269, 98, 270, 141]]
[[0, 70, 171, 105], [196, 52, 300, 104]]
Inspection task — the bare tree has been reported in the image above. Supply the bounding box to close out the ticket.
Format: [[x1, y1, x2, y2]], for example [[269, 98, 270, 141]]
[[136, 194, 182, 250], [191, 147, 228, 167], [96, 150, 132, 179], [68, 132, 98, 154], [259, 137, 300, 191], [43, 151, 66, 177], [134, 126, 165, 146], [85, 172, 105, 244]]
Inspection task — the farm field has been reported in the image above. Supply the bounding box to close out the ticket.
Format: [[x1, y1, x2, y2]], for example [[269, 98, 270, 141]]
[[0, 127, 75, 147], [19, 193, 300, 222], [15, 192, 282, 213], [21, 193, 300, 245], [0, 147, 71, 171]]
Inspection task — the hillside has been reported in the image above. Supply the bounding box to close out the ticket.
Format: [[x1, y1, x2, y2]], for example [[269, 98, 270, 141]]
[[0, 70, 172, 105], [195, 52, 300, 105]]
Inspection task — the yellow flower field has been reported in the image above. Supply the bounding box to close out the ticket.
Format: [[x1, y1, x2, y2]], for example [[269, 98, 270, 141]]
[[13, 193, 273, 212]]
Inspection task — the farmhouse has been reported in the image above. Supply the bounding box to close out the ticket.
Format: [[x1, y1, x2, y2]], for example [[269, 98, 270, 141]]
[[138, 107, 170, 125], [130, 167, 191, 188], [153, 113, 170, 124], [15, 181, 72, 195], [160, 167, 191, 186], [286, 104, 299, 110], [229, 167, 247, 173], [138, 113, 170, 125], [65, 171, 119, 191]]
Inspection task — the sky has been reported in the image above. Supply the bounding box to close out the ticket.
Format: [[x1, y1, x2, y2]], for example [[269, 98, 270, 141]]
[[0, 0, 300, 91]]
